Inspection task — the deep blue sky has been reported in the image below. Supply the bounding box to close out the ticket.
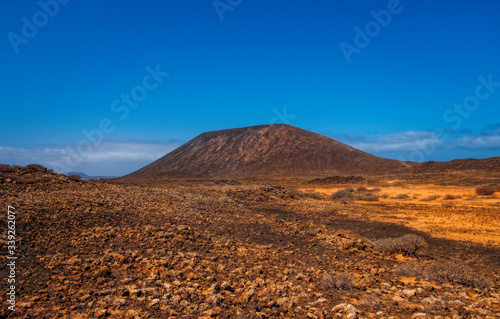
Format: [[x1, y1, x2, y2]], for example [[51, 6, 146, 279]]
[[1, 0, 499, 176]]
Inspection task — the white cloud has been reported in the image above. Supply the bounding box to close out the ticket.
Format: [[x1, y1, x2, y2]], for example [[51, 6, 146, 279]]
[[0, 140, 182, 174], [341, 131, 445, 153], [456, 134, 500, 149], [334, 128, 500, 155]]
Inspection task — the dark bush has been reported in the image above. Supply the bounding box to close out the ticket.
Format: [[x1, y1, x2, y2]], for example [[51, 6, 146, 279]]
[[302, 192, 323, 200], [394, 262, 422, 277], [284, 188, 323, 200], [285, 188, 300, 198], [330, 189, 354, 199], [320, 272, 355, 291], [475, 186, 496, 196], [443, 194, 462, 200], [330, 187, 379, 201], [394, 194, 410, 200], [420, 195, 441, 202], [424, 261, 491, 289], [394, 261, 491, 289], [373, 234, 427, 256], [353, 192, 379, 201]]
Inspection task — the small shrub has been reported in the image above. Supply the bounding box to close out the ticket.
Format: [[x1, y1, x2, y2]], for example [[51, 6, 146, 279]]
[[285, 188, 301, 198], [475, 186, 496, 196], [330, 189, 354, 199], [373, 234, 427, 256], [424, 261, 491, 289], [380, 194, 389, 199], [302, 192, 323, 200], [420, 195, 441, 202], [443, 194, 461, 200], [320, 272, 355, 291], [394, 262, 422, 277], [331, 187, 379, 201], [394, 261, 491, 289], [370, 187, 382, 192], [353, 192, 379, 201], [394, 194, 410, 200]]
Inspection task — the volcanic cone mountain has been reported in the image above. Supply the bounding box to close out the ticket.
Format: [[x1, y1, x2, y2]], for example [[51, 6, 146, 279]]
[[126, 124, 410, 179]]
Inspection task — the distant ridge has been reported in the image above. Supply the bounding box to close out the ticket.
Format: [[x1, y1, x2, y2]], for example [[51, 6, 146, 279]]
[[67, 172, 117, 180], [412, 157, 500, 173], [125, 124, 411, 179]]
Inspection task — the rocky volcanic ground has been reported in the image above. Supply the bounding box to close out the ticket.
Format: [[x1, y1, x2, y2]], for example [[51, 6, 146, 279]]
[[1, 165, 499, 318]]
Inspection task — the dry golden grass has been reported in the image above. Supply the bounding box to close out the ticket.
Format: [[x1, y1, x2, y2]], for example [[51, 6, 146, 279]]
[[299, 182, 500, 247]]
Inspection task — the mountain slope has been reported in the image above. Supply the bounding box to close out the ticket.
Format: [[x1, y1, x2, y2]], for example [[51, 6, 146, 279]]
[[126, 124, 410, 179]]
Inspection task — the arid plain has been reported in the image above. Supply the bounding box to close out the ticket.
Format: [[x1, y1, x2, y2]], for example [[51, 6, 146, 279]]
[[299, 171, 500, 248], [1, 164, 499, 318]]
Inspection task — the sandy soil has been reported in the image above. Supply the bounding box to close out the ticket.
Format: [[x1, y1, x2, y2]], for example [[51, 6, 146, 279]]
[[299, 183, 500, 247]]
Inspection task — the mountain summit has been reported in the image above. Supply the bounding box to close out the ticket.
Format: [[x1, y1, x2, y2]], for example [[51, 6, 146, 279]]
[[126, 124, 409, 179]]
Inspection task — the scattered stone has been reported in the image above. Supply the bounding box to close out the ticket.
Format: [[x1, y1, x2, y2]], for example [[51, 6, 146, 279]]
[[403, 289, 417, 297], [94, 308, 109, 318], [332, 303, 357, 319]]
